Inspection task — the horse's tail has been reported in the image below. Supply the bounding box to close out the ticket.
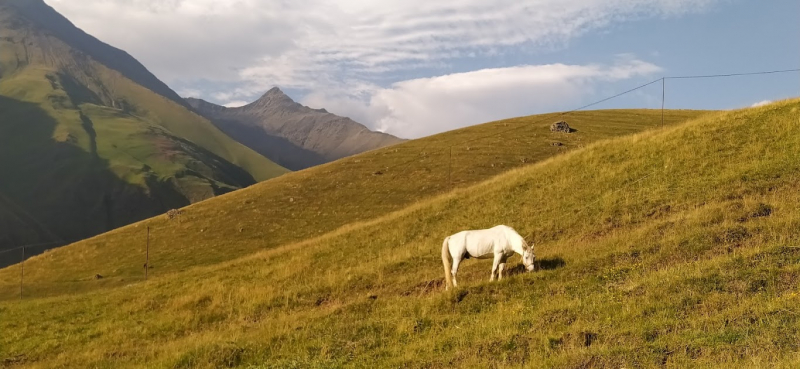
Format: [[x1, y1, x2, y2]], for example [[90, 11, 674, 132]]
[[442, 236, 452, 290]]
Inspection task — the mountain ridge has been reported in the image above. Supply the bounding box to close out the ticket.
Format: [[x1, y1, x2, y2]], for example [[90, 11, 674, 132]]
[[186, 88, 405, 170], [2, 0, 188, 107]]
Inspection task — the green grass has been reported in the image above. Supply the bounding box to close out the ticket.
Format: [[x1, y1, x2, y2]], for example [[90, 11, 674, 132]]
[[1, 99, 797, 368], [0, 108, 706, 299], [88, 65, 288, 182], [0, 66, 275, 254]]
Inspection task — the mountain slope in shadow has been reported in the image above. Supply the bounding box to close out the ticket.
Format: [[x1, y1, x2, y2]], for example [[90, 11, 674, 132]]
[[0, 0, 287, 262]]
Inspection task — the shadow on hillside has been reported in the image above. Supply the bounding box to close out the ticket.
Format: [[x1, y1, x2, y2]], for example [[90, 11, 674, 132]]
[[209, 118, 327, 171], [504, 256, 566, 277], [0, 96, 188, 267], [167, 133, 257, 189], [537, 256, 567, 270]]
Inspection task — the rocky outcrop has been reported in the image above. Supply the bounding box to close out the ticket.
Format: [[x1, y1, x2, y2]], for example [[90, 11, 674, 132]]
[[550, 121, 572, 133]]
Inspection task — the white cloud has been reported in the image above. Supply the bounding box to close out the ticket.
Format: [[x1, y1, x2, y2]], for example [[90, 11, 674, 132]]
[[222, 101, 249, 108], [751, 100, 772, 108], [177, 88, 202, 98], [232, 0, 718, 98], [46, 0, 716, 85], [46, 0, 298, 81], [44, 0, 719, 136], [303, 59, 662, 138]]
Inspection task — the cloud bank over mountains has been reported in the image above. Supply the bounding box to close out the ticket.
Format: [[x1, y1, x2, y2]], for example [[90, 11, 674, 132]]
[[46, 0, 719, 137], [303, 59, 663, 137]]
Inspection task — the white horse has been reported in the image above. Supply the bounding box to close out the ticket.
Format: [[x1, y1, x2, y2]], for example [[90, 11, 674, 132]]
[[441, 225, 535, 290]]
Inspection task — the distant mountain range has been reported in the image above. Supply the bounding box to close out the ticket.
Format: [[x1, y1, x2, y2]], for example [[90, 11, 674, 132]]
[[0, 0, 405, 265], [0, 0, 287, 264], [186, 89, 404, 170]]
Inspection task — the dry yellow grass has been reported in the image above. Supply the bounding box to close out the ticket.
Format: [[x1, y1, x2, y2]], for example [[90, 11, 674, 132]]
[[0, 109, 704, 300], [2, 100, 799, 367]]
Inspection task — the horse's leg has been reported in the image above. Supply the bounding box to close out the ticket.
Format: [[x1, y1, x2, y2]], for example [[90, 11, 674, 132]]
[[490, 255, 501, 282], [498, 255, 510, 280], [451, 256, 461, 288]]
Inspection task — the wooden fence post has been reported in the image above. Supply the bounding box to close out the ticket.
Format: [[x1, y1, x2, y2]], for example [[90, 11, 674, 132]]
[[19, 245, 24, 299], [145, 226, 150, 280]]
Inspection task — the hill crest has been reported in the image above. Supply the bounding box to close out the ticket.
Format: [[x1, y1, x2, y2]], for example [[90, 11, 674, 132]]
[[0, 107, 708, 297]]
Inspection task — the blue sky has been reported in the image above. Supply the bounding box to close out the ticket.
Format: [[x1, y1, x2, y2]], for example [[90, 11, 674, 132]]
[[47, 0, 799, 138]]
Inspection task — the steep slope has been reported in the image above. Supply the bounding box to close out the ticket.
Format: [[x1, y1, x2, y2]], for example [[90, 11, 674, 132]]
[[0, 0, 287, 264], [186, 88, 405, 170], [0, 100, 797, 368], [0, 108, 706, 298], [2, 0, 186, 107]]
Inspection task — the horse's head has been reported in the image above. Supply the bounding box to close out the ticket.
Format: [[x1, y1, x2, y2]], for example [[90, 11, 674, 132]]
[[522, 246, 536, 272]]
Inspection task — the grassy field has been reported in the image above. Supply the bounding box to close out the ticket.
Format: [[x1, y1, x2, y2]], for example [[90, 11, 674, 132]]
[[0, 109, 705, 299], [1, 99, 797, 368]]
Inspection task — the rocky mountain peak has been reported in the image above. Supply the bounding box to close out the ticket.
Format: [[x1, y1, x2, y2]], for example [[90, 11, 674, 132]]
[[248, 86, 294, 108]]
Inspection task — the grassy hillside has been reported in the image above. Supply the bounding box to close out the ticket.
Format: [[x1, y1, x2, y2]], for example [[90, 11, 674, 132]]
[[1, 99, 797, 368], [0, 109, 705, 298], [0, 1, 287, 261]]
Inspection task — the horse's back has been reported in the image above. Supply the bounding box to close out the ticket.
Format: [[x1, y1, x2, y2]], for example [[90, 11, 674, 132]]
[[493, 224, 519, 236], [462, 228, 506, 258], [446, 225, 524, 263]]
